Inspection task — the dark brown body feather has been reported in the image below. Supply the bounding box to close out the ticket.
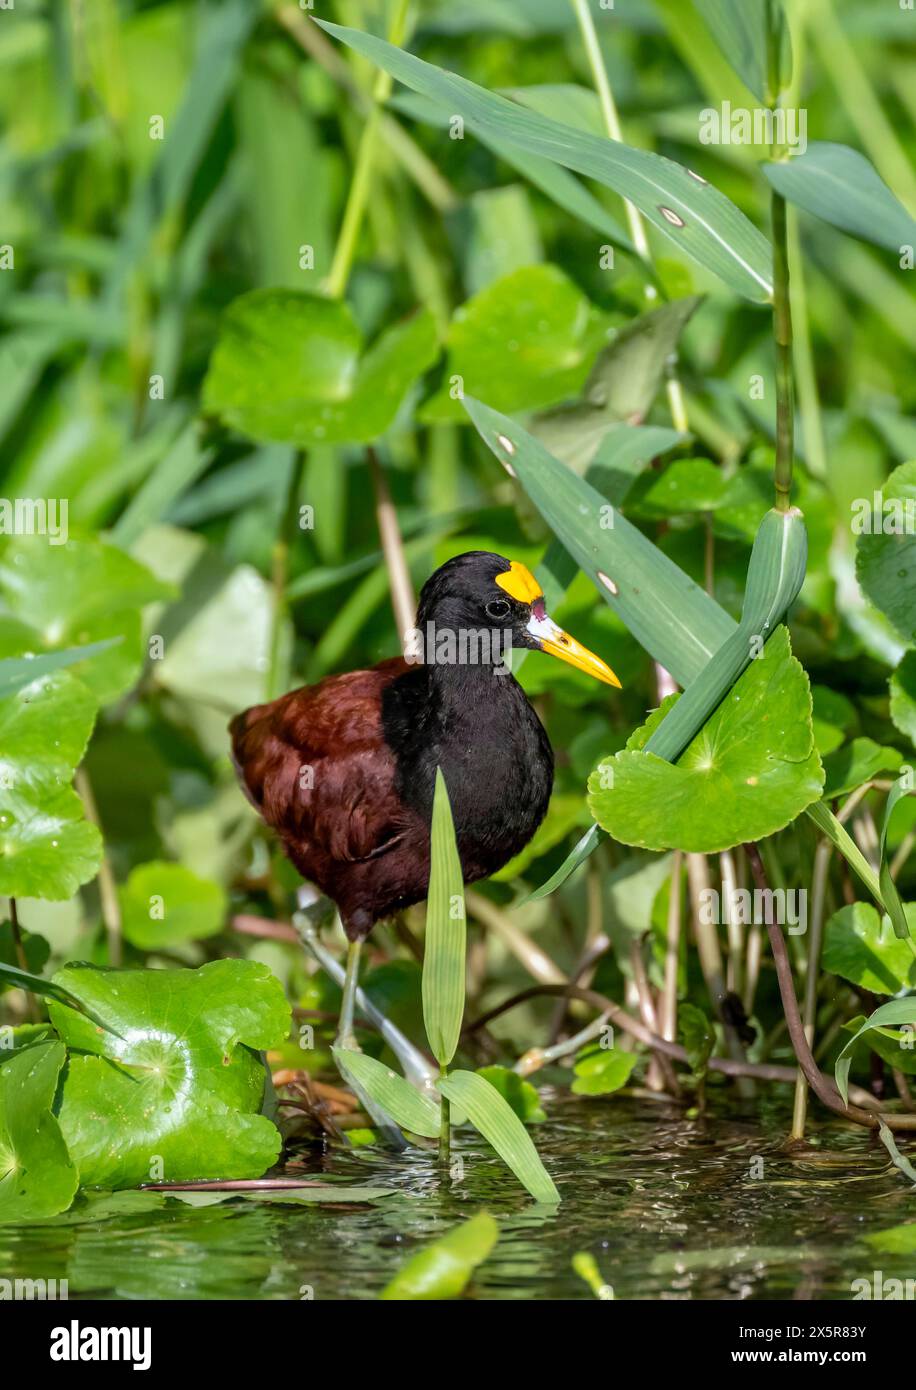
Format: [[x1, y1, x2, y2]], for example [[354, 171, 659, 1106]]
[[230, 655, 553, 940]]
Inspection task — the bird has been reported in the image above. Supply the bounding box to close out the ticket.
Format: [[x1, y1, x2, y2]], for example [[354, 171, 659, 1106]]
[[230, 550, 620, 1049]]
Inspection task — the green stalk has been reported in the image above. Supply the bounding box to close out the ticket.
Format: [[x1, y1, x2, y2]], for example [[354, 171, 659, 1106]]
[[771, 188, 794, 511], [787, 208, 827, 481], [325, 0, 412, 298], [439, 1080, 451, 1165]]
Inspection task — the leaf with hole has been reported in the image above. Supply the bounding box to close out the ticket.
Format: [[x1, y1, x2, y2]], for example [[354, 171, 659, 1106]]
[[318, 21, 773, 302]]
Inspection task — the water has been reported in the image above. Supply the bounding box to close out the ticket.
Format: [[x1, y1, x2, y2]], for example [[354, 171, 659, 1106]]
[[3, 1092, 913, 1300]]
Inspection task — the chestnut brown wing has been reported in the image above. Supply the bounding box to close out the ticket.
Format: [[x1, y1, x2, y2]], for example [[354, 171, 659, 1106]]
[[229, 658, 410, 868]]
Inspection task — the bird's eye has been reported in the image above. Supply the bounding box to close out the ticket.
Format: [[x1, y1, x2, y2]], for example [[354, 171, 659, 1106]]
[[485, 598, 511, 621]]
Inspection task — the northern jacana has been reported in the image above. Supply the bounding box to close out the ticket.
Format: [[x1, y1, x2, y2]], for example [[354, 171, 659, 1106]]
[[230, 551, 619, 1048]]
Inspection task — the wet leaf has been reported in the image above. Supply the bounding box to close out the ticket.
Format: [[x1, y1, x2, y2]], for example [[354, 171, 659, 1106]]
[[380, 1211, 499, 1300], [0, 1041, 78, 1222], [49, 960, 290, 1188], [437, 1070, 559, 1202], [0, 536, 173, 704], [589, 627, 824, 853], [679, 1003, 715, 1079]]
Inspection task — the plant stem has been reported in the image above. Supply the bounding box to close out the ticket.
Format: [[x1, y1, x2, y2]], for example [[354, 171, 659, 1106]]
[[367, 446, 416, 639], [744, 842, 916, 1132], [439, 1082, 450, 1165], [75, 766, 122, 967], [786, 208, 827, 481], [660, 849, 682, 1042], [568, 0, 651, 269], [766, 5, 794, 512], [325, 0, 412, 298], [790, 834, 831, 1140]]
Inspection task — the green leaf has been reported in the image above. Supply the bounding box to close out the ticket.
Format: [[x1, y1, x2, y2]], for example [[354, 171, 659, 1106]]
[[822, 737, 903, 799], [571, 1045, 637, 1096], [589, 626, 824, 852], [0, 536, 173, 704], [694, 0, 791, 102], [0, 665, 103, 900], [626, 457, 727, 518], [464, 397, 736, 687], [823, 903, 916, 995], [890, 651, 916, 746], [49, 960, 290, 1188], [835, 997, 916, 1106], [330, 1049, 441, 1139], [525, 823, 604, 904], [318, 21, 773, 302], [843, 1012, 916, 1078], [438, 1071, 559, 1202], [202, 290, 439, 446], [475, 1066, 546, 1123], [679, 1003, 715, 1079], [812, 685, 857, 756], [420, 266, 609, 421], [0, 1041, 78, 1222], [864, 1221, 916, 1254], [0, 639, 119, 701], [0, 921, 49, 983], [878, 775, 915, 940], [120, 861, 227, 949], [763, 144, 916, 254], [380, 1212, 499, 1300], [855, 461, 916, 643], [531, 297, 702, 471], [422, 769, 466, 1068]]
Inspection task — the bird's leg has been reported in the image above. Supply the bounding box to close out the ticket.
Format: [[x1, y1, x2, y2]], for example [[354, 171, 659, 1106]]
[[335, 939, 362, 1052]]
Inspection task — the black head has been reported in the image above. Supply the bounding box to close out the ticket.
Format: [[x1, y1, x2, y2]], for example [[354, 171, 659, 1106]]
[[412, 550, 620, 685]]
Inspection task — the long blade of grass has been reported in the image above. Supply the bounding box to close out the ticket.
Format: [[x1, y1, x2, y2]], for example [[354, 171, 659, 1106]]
[[763, 143, 916, 254], [437, 1070, 559, 1203], [317, 21, 774, 302], [423, 769, 466, 1068], [330, 1048, 441, 1138], [464, 396, 736, 687], [878, 775, 914, 940]]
